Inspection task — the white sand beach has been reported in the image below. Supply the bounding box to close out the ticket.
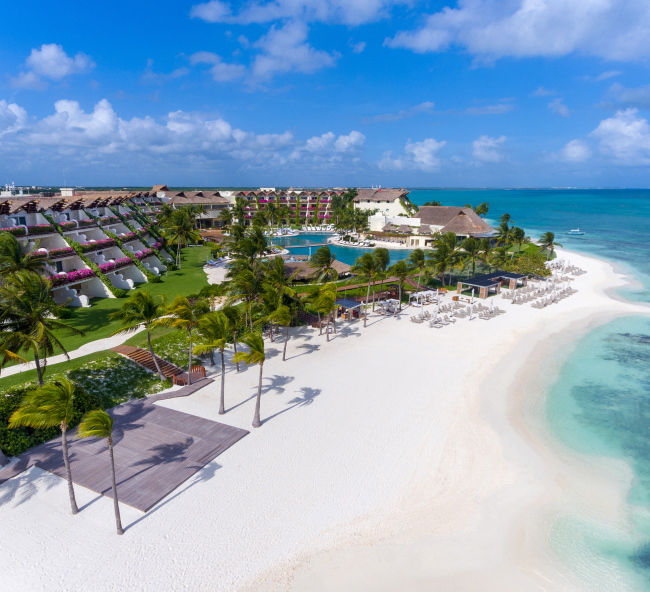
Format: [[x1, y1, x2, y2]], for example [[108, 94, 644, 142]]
[[1, 248, 646, 592]]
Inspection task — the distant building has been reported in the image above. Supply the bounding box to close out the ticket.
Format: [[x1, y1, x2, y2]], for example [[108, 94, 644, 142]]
[[154, 188, 231, 227], [412, 206, 493, 243], [353, 188, 414, 217]]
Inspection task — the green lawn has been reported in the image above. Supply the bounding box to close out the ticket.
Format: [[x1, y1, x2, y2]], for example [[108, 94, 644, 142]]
[[8, 245, 211, 363]]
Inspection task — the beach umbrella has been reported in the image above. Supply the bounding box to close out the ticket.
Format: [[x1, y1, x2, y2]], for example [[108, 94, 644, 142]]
[[489, 299, 494, 312]]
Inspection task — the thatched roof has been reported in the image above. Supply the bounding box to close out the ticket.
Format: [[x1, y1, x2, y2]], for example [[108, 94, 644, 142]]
[[415, 206, 492, 236], [419, 224, 432, 234], [285, 259, 352, 281], [151, 185, 169, 193], [396, 224, 412, 233], [382, 223, 398, 232], [167, 191, 229, 205], [353, 188, 408, 203]]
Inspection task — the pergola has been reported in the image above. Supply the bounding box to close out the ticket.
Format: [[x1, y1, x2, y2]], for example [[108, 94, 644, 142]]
[[335, 298, 363, 320], [457, 271, 528, 299]]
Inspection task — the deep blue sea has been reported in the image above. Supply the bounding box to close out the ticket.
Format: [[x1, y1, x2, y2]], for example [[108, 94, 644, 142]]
[[277, 189, 650, 589]]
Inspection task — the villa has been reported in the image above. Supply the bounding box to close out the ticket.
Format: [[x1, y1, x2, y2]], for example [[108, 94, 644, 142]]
[[353, 188, 416, 217], [153, 186, 231, 227]]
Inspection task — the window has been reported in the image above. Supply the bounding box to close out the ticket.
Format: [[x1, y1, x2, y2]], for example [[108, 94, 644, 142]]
[[55, 261, 63, 272]]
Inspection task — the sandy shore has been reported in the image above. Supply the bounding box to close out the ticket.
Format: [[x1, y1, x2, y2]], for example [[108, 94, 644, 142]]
[[0, 248, 645, 591]]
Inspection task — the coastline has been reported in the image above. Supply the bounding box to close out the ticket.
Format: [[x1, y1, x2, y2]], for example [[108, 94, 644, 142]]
[[1, 248, 647, 592]]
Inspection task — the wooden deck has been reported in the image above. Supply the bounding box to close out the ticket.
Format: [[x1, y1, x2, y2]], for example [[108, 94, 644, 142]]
[[0, 379, 248, 512]]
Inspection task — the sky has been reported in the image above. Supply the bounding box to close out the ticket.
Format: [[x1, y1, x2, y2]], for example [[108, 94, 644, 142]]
[[1, 0, 650, 188]]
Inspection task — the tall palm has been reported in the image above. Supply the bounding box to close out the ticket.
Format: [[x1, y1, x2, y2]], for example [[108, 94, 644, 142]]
[[499, 213, 512, 226], [9, 378, 81, 514], [263, 256, 297, 299], [222, 305, 242, 372], [194, 204, 206, 229], [314, 290, 337, 342], [0, 232, 48, 276], [407, 248, 426, 292], [157, 203, 175, 227], [388, 260, 409, 312], [461, 237, 481, 276], [266, 202, 278, 228], [350, 253, 377, 328], [309, 246, 339, 283], [511, 227, 528, 257], [219, 208, 233, 230], [373, 247, 390, 309], [156, 296, 209, 385], [479, 238, 492, 268], [193, 312, 230, 414], [227, 268, 262, 330], [166, 209, 199, 268], [539, 231, 563, 260], [269, 305, 292, 360], [76, 410, 123, 534], [109, 291, 167, 381], [0, 272, 85, 385], [490, 246, 509, 270], [232, 332, 266, 428]]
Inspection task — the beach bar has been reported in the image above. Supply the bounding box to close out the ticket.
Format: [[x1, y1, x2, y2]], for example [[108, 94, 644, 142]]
[[457, 271, 528, 299], [335, 298, 363, 320]]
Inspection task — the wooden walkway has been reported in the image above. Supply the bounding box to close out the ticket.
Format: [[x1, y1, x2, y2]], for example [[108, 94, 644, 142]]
[[111, 345, 184, 378], [0, 378, 249, 512]]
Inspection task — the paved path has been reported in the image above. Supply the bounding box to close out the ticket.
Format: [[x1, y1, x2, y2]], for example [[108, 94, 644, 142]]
[[0, 326, 146, 378]]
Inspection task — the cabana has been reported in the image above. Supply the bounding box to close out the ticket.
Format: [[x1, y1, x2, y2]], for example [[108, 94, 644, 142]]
[[335, 298, 363, 320], [457, 271, 528, 299]]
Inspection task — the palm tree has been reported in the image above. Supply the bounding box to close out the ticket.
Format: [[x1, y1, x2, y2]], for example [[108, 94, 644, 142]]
[[262, 257, 297, 299], [388, 260, 409, 312], [165, 209, 199, 268], [218, 208, 233, 230], [9, 378, 81, 514], [539, 231, 562, 260], [350, 253, 377, 328], [222, 306, 242, 372], [0, 232, 48, 276], [269, 305, 292, 360], [227, 268, 262, 330], [461, 237, 481, 276], [109, 291, 167, 381], [479, 238, 492, 268], [495, 221, 513, 248], [76, 410, 123, 534], [490, 246, 509, 270], [511, 227, 528, 256], [266, 202, 278, 228], [156, 296, 209, 385], [407, 248, 426, 292], [499, 213, 511, 226], [232, 332, 266, 428], [373, 247, 390, 308], [0, 271, 85, 385], [193, 312, 230, 414], [474, 202, 490, 218], [309, 246, 339, 283], [194, 204, 206, 229]]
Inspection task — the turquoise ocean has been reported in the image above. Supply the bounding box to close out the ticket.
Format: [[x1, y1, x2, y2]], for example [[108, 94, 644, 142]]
[[277, 189, 650, 588]]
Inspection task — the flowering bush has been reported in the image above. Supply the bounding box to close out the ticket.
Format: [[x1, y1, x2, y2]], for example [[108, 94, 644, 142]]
[[59, 221, 78, 230], [98, 258, 132, 273], [48, 268, 95, 286], [99, 216, 119, 226], [120, 232, 138, 242], [135, 248, 153, 259], [3, 227, 26, 236], [79, 239, 116, 252], [49, 247, 75, 259], [26, 224, 55, 235], [78, 219, 96, 228], [152, 240, 164, 250], [26, 249, 48, 259]]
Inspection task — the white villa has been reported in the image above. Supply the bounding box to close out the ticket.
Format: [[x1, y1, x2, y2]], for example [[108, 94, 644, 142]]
[[353, 188, 416, 217]]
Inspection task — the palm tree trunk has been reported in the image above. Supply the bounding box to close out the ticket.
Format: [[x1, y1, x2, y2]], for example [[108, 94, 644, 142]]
[[252, 363, 263, 428], [317, 311, 322, 335], [148, 330, 165, 381], [332, 312, 337, 334], [34, 350, 44, 386], [283, 325, 289, 361], [187, 329, 192, 386], [233, 331, 239, 372], [219, 350, 225, 414], [176, 240, 181, 269], [398, 283, 402, 313], [326, 315, 330, 342], [60, 423, 79, 515], [417, 268, 422, 292], [364, 280, 371, 327], [108, 438, 124, 535], [372, 281, 376, 311]]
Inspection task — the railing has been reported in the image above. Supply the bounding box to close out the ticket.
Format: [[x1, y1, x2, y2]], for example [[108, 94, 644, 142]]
[[48, 269, 96, 287]]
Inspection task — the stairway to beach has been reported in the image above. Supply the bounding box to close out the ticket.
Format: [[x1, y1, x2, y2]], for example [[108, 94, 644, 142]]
[[110, 345, 184, 378]]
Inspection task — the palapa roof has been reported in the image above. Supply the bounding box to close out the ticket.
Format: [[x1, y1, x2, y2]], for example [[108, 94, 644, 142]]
[[419, 224, 432, 234], [285, 259, 351, 281], [396, 224, 412, 233], [151, 185, 169, 193], [353, 188, 409, 203], [382, 223, 398, 232], [415, 206, 493, 236], [165, 191, 230, 205]]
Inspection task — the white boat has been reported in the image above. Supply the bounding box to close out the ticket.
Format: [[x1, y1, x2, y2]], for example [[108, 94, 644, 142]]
[[566, 228, 585, 235]]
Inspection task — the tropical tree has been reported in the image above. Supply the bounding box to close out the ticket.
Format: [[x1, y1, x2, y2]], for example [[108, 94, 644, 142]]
[[266, 202, 278, 228], [76, 410, 124, 534], [489, 246, 510, 270], [407, 248, 427, 292], [461, 236, 481, 276], [165, 208, 199, 268], [233, 198, 247, 226], [193, 312, 230, 414], [429, 232, 463, 286], [0, 271, 85, 385], [9, 378, 81, 514], [262, 256, 297, 299], [539, 231, 563, 260], [312, 285, 337, 342], [388, 260, 409, 312], [499, 213, 512, 226], [373, 247, 390, 308], [495, 221, 513, 247], [156, 296, 209, 385], [350, 253, 377, 328], [422, 200, 442, 206], [222, 306, 242, 372], [227, 268, 262, 330], [194, 204, 207, 229], [109, 291, 167, 381], [309, 246, 339, 283], [232, 332, 266, 428], [511, 227, 529, 256], [0, 232, 48, 276], [474, 202, 490, 218], [218, 208, 233, 230], [269, 305, 292, 360], [479, 238, 492, 267]]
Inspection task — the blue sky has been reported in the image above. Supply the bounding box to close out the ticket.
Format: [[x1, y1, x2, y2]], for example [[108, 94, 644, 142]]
[[2, 0, 650, 187]]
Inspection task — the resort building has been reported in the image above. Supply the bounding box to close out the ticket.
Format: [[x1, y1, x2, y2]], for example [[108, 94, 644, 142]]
[[0, 189, 173, 307], [353, 189, 416, 217], [154, 186, 231, 227], [457, 272, 528, 299], [413, 206, 493, 241]]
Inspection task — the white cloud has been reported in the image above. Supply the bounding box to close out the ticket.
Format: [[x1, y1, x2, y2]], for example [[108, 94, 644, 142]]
[[464, 104, 513, 115], [141, 60, 190, 85], [386, 0, 650, 62], [190, 51, 246, 81], [10, 44, 95, 91], [589, 108, 650, 165], [0, 101, 28, 137], [364, 101, 435, 123], [548, 98, 570, 117], [561, 139, 592, 162], [530, 86, 556, 97], [607, 83, 650, 109], [289, 130, 365, 163], [472, 135, 506, 163], [251, 21, 339, 80], [190, 0, 402, 26], [595, 70, 622, 81], [379, 138, 447, 171], [350, 40, 367, 54]]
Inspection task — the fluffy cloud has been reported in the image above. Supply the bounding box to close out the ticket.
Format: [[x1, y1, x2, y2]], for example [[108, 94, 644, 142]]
[[11, 44, 95, 90], [561, 139, 592, 162], [472, 135, 506, 162], [606, 83, 650, 109], [589, 109, 650, 165], [190, 51, 246, 81], [141, 59, 190, 85], [0, 101, 28, 137], [548, 98, 570, 117], [386, 0, 650, 62], [350, 40, 367, 54], [289, 130, 365, 164], [379, 138, 447, 171], [530, 86, 556, 97], [190, 0, 402, 26], [364, 101, 435, 123]]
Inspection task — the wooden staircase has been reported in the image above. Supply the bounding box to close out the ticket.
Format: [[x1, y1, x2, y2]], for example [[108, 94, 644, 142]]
[[110, 345, 184, 378]]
